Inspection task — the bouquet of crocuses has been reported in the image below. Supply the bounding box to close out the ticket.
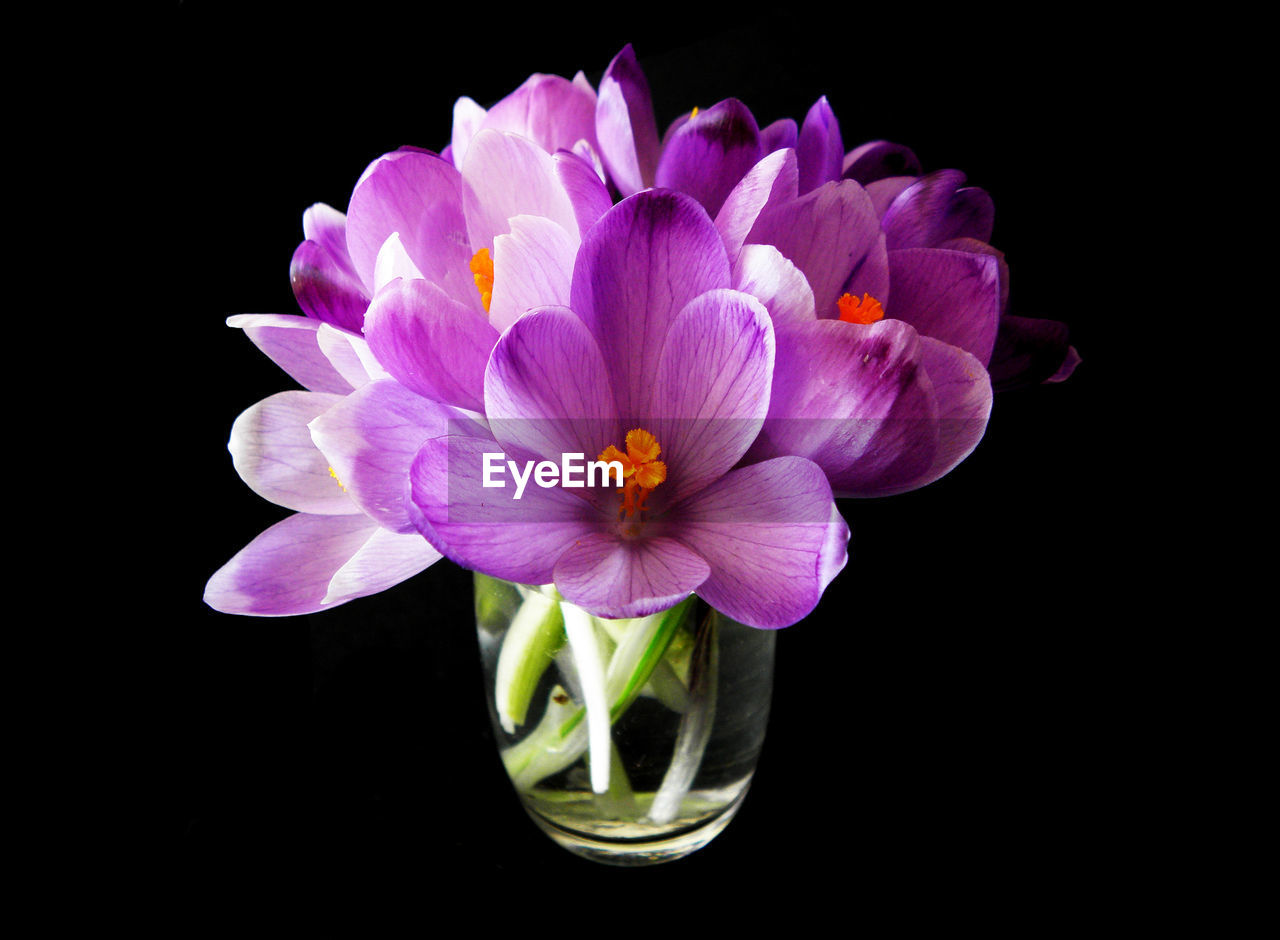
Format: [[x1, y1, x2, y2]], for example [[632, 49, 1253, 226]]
[[205, 44, 1074, 625], [203, 44, 1076, 860]]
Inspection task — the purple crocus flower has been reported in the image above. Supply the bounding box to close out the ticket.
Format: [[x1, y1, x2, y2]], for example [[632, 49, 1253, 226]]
[[204, 317, 445, 615], [394, 186, 1013, 630], [208, 131, 608, 616], [448, 69, 601, 172], [350, 132, 609, 415], [698, 151, 992, 496], [407, 190, 964, 629], [592, 44, 1076, 391]]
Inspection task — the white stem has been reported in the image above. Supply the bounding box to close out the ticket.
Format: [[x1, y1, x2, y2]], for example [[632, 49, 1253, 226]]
[[561, 602, 611, 794], [649, 615, 719, 825]]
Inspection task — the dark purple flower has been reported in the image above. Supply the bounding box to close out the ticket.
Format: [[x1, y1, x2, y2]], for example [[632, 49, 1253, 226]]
[[592, 46, 1078, 391]]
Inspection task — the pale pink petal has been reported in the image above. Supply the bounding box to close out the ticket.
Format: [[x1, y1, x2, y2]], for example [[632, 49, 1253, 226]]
[[228, 390, 358, 515], [489, 216, 577, 334], [226, 314, 354, 395]]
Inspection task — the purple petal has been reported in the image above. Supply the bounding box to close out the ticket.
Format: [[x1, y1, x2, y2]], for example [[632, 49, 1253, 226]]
[[866, 176, 917, 219], [323, 527, 443, 606], [554, 533, 709, 620], [797, 96, 844, 194], [714, 148, 799, 262], [987, 314, 1075, 391], [887, 247, 1001, 365], [841, 140, 922, 185], [450, 95, 487, 168], [345, 149, 473, 303], [674, 457, 847, 628], [461, 129, 582, 250], [881, 169, 995, 250], [654, 98, 764, 218], [595, 44, 661, 196], [228, 391, 358, 515], [479, 73, 599, 158], [407, 428, 598, 586], [731, 244, 816, 329], [568, 140, 606, 181], [749, 318, 939, 496], [760, 118, 798, 153], [662, 111, 692, 147], [651, 290, 775, 503], [302, 203, 363, 284], [204, 513, 379, 616], [308, 378, 465, 533], [484, 306, 621, 466], [315, 323, 387, 389], [290, 239, 370, 333], [1046, 346, 1081, 384], [938, 236, 1009, 314], [570, 190, 731, 421], [225, 314, 354, 395], [903, 336, 992, 491], [748, 179, 888, 317], [553, 150, 612, 237], [489, 215, 577, 334], [363, 278, 499, 412]]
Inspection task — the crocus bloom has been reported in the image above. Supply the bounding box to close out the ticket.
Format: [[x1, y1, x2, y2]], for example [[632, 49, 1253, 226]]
[[204, 317, 444, 615], [696, 150, 993, 496], [351, 133, 610, 416], [208, 130, 609, 615], [408, 190, 953, 629], [591, 44, 1076, 391], [447, 70, 601, 172]]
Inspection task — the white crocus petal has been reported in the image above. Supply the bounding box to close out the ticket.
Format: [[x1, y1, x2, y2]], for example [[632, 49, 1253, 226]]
[[450, 95, 487, 169], [488, 215, 576, 334], [373, 231, 426, 294], [461, 129, 582, 251], [731, 243, 817, 329], [228, 390, 357, 515]]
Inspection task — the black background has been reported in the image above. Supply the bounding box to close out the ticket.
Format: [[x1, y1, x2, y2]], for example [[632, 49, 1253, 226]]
[[131, 1, 1138, 912]]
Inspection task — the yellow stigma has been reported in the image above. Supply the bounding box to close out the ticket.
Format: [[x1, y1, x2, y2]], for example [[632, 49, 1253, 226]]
[[837, 292, 885, 325], [690, 106, 699, 119], [328, 466, 348, 492], [469, 247, 494, 313], [598, 428, 667, 519]]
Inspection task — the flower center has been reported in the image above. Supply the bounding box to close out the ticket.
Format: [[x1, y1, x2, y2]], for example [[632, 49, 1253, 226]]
[[598, 428, 667, 520], [837, 292, 884, 325], [328, 466, 347, 492], [470, 248, 494, 313], [689, 106, 699, 120]]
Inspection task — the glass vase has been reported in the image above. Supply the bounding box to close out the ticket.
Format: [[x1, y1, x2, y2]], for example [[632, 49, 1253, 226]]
[[474, 573, 776, 866]]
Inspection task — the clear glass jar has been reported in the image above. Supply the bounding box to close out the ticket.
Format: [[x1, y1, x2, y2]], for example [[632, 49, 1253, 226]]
[[475, 574, 776, 866]]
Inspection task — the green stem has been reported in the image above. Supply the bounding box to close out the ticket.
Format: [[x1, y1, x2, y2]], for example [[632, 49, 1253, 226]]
[[502, 595, 695, 792], [493, 590, 565, 734]]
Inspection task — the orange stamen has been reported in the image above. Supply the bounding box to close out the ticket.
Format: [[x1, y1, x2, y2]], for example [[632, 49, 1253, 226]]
[[625, 428, 661, 465], [469, 248, 494, 313], [837, 292, 884, 325], [598, 428, 667, 519]]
